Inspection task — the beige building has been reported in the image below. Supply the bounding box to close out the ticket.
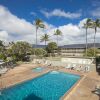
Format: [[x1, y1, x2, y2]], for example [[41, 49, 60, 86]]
[[34, 43, 100, 57], [58, 43, 100, 57]]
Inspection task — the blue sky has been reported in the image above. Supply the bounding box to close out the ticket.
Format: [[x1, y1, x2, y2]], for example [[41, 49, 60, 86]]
[[0, 0, 100, 45], [0, 0, 99, 26]]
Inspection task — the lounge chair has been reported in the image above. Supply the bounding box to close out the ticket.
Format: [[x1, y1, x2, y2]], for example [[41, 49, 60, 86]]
[[76, 66, 80, 71], [37, 60, 41, 64], [65, 64, 71, 69], [92, 85, 100, 96], [47, 62, 52, 66], [72, 64, 76, 67], [44, 60, 48, 65], [85, 66, 90, 72], [0, 67, 8, 75], [32, 59, 37, 64]]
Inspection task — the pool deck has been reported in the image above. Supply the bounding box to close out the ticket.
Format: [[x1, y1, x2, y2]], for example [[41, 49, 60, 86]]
[[60, 69, 100, 100], [0, 63, 100, 100], [0, 64, 51, 89]]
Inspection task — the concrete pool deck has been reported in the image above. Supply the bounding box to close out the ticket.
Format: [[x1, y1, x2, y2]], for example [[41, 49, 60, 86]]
[[0, 63, 100, 100]]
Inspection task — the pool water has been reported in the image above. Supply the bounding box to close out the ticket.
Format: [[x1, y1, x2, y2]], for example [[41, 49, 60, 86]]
[[32, 67, 44, 72], [0, 71, 80, 100]]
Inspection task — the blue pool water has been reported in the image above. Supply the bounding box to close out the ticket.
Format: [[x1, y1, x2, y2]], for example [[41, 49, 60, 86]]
[[0, 71, 80, 100], [32, 67, 44, 72]]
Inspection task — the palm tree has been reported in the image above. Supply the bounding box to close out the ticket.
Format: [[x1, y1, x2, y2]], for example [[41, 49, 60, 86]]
[[92, 19, 100, 57], [0, 40, 3, 46], [83, 18, 93, 57], [41, 33, 49, 46], [34, 19, 45, 47], [54, 29, 62, 46]]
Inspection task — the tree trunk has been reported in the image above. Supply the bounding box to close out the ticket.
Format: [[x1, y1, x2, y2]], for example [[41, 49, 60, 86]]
[[34, 27, 38, 56], [36, 27, 38, 47], [57, 35, 58, 46], [45, 40, 46, 48], [94, 27, 96, 57], [57, 35, 58, 56], [86, 28, 88, 57]]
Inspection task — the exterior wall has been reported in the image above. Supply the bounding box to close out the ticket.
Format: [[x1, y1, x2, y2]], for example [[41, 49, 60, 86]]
[[61, 57, 96, 71], [45, 57, 96, 72], [59, 48, 85, 57], [53, 46, 100, 57], [61, 57, 95, 64], [55, 48, 100, 57]]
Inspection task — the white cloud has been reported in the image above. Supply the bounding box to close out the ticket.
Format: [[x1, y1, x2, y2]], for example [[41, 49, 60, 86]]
[[46, 18, 100, 45], [41, 9, 81, 19], [0, 5, 100, 45], [0, 31, 8, 41], [30, 12, 36, 16], [91, 7, 100, 17], [91, 0, 100, 7], [0, 5, 38, 44], [0, 5, 35, 35]]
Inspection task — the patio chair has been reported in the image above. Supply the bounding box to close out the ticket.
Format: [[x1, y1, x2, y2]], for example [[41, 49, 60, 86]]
[[32, 59, 37, 64], [0, 67, 8, 75], [73, 64, 77, 67], [85, 66, 90, 72], [47, 62, 52, 66], [76, 65, 82, 71], [44, 60, 48, 65], [65, 64, 71, 69], [92, 85, 100, 97]]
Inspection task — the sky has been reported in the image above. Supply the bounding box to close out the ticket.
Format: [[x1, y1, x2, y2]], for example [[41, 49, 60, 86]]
[[0, 0, 100, 45]]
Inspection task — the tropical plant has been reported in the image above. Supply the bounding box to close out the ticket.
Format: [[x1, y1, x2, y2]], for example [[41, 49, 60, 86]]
[[33, 48, 47, 56], [0, 53, 6, 60], [0, 40, 4, 47], [9, 41, 32, 61], [46, 42, 58, 56], [83, 18, 93, 57], [54, 29, 62, 45], [92, 19, 100, 57], [34, 19, 45, 46], [0, 40, 7, 60], [84, 48, 99, 57], [40, 33, 49, 46]]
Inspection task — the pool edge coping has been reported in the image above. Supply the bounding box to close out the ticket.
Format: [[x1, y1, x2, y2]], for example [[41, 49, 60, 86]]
[[0, 70, 50, 90], [60, 74, 85, 100], [1, 69, 85, 100]]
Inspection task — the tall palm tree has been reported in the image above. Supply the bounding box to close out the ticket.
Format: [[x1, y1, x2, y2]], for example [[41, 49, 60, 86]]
[[0, 40, 4, 47], [54, 29, 62, 46], [34, 19, 45, 47], [83, 18, 93, 57], [41, 33, 49, 46], [92, 19, 100, 57]]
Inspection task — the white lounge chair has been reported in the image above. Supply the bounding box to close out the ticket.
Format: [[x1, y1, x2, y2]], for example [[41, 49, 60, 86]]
[[76, 67, 80, 71], [32, 59, 39, 64], [0, 68, 8, 74], [65, 64, 71, 69], [44, 60, 48, 65], [72, 64, 76, 67]]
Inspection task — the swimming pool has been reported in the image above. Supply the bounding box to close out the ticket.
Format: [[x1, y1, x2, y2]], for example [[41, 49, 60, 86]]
[[0, 71, 80, 100], [32, 67, 45, 72]]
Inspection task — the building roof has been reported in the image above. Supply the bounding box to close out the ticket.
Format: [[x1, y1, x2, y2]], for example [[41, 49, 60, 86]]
[[32, 43, 100, 49], [32, 45, 46, 48], [60, 43, 100, 49]]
